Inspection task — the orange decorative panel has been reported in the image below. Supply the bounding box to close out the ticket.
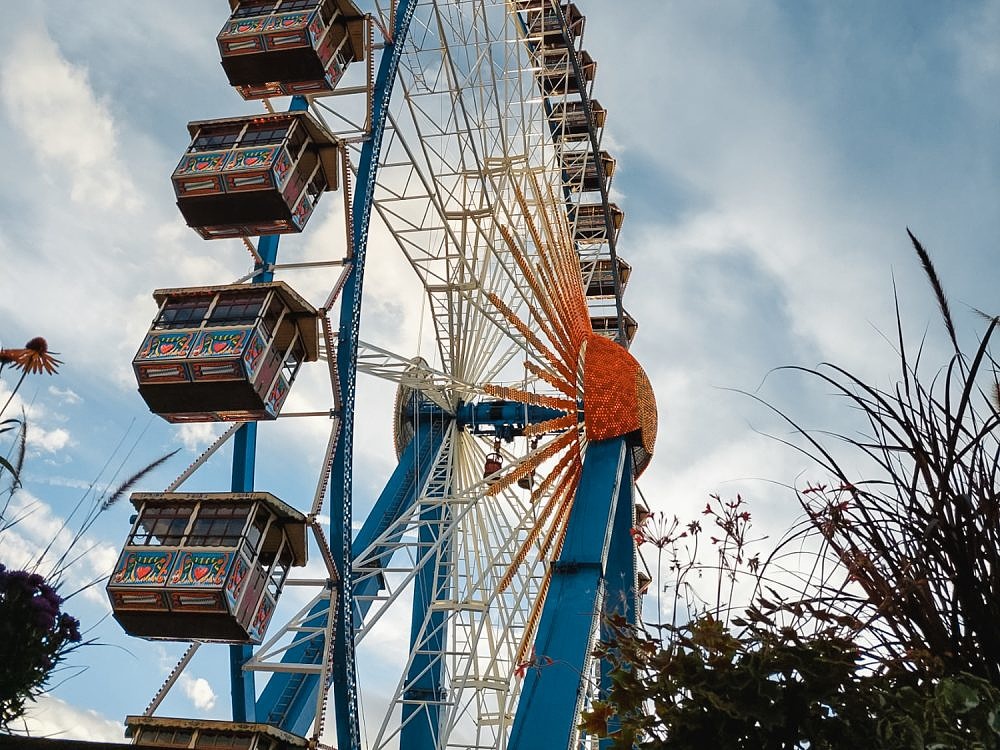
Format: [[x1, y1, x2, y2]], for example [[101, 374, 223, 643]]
[[581, 333, 657, 473]]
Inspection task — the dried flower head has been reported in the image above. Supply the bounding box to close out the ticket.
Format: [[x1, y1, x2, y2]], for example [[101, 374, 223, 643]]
[[1, 338, 61, 375]]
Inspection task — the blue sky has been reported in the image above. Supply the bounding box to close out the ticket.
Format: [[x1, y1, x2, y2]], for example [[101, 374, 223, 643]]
[[1, 0, 998, 742]]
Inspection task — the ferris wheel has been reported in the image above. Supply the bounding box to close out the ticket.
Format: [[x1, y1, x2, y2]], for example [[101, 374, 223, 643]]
[[108, 2, 657, 750]]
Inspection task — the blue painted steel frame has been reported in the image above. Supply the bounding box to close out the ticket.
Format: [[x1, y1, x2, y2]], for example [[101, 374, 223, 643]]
[[399, 481, 449, 748], [599, 448, 637, 749], [229, 424, 259, 722], [456, 401, 566, 436], [508, 437, 637, 750], [254, 413, 447, 735]]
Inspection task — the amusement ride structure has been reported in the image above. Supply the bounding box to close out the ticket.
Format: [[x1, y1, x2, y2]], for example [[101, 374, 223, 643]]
[[106, 1, 657, 748]]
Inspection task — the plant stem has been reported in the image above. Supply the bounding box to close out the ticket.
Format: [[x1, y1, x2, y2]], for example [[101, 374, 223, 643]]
[[0, 371, 27, 418]]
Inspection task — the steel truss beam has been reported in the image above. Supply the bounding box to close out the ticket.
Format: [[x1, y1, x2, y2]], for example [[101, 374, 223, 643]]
[[254, 398, 448, 736]]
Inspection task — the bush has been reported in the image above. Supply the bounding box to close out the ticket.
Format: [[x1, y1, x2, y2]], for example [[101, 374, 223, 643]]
[[584, 614, 1000, 749], [0, 564, 82, 729]]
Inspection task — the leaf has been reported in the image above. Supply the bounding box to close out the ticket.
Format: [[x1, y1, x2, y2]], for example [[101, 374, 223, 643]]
[[99, 449, 180, 512], [937, 677, 980, 714], [908, 228, 959, 353], [579, 700, 615, 737], [987, 707, 1000, 735], [0, 454, 19, 482]]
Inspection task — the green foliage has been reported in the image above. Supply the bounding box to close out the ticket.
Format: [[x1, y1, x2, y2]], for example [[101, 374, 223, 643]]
[[874, 672, 1000, 750], [583, 614, 1000, 749]]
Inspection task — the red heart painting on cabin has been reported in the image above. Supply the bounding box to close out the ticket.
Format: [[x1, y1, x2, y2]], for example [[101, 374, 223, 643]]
[[193, 565, 211, 582], [135, 565, 153, 580], [212, 341, 230, 354], [159, 342, 176, 354]]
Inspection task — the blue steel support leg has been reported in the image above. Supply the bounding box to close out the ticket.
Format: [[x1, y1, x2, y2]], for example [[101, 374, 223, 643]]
[[229, 424, 259, 722], [508, 438, 628, 750], [399, 494, 449, 748], [328, 4, 416, 749], [599, 455, 636, 748]]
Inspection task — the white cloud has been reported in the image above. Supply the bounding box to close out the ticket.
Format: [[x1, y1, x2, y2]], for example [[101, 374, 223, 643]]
[[16, 694, 125, 742], [0, 380, 74, 455], [0, 489, 118, 608], [48, 386, 82, 405], [0, 23, 245, 383], [0, 379, 45, 422], [177, 422, 222, 452], [179, 673, 217, 712], [14, 695, 125, 742], [950, 0, 1000, 116], [0, 29, 139, 212], [29, 425, 71, 453]]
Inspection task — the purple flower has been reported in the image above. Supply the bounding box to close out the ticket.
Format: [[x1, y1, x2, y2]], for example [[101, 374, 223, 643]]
[[33, 610, 56, 631], [0, 565, 83, 725], [31, 595, 58, 615], [57, 613, 81, 643]]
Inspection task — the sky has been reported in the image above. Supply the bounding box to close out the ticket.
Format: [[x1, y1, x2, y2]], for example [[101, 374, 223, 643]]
[[1, 0, 999, 743]]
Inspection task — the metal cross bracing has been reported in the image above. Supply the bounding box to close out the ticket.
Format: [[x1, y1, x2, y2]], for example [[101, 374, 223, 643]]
[[365, 1, 565, 386], [355, 339, 483, 412], [249, 393, 578, 746], [360, 431, 563, 750], [337, 5, 647, 747]]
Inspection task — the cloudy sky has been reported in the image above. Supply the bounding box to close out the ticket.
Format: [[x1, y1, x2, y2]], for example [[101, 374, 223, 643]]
[[1, 0, 998, 742]]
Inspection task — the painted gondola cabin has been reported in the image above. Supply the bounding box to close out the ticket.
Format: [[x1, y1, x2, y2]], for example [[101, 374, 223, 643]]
[[126, 716, 308, 750], [520, 2, 585, 47], [580, 254, 631, 297], [571, 201, 624, 243], [548, 99, 605, 142], [107, 492, 307, 643], [132, 282, 319, 422], [589, 308, 638, 346], [536, 48, 595, 96], [560, 148, 615, 193], [172, 110, 339, 239], [218, 0, 366, 99]]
